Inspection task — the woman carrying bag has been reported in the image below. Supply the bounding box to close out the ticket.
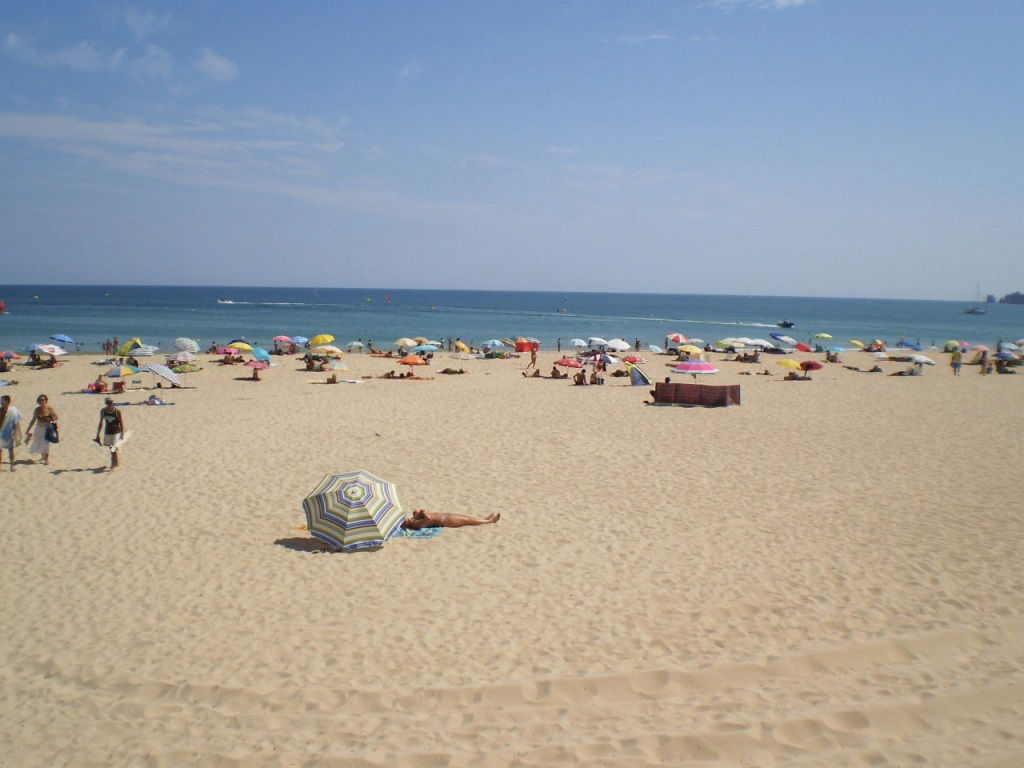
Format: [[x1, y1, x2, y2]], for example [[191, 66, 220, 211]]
[[25, 394, 59, 466]]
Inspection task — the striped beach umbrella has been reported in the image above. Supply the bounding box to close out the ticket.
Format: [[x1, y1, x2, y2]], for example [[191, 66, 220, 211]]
[[302, 470, 406, 552], [106, 364, 139, 377], [141, 363, 182, 387], [167, 351, 195, 363], [174, 337, 200, 353]]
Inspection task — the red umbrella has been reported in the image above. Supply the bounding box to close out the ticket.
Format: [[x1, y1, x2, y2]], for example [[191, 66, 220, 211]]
[[217, 346, 239, 355], [665, 333, 686, 343], [555, 357, 582, 368], [800, 360, 823, 371], [795, 343, 812, 352], [0, 350, 21, 359]]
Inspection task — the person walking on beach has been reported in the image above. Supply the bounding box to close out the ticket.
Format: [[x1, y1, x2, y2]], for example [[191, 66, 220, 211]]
[[96, 397, 125, 470], [25, 394, 58, 466], [0, 394, 22, 471], [556, 338, 561, 353], [951, 347, 962, 375], [526, 347, 538, 369]]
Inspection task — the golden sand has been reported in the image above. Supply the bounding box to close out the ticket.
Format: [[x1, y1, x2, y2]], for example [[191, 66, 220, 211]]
[[1, 351, 1022, 766]]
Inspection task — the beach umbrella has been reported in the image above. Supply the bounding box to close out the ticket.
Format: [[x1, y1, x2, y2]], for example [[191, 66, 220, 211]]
[[481, 339, 505, 347], [117, 337, 143, 356], [228, 341, 253, 351], [647, 344, 664, 354], [166, 351, 195, 363], [245, 360, 270, 369], [591, 354, 618, 365], [902, 341, 922, 351], [800, 361, 823, 372], [716, 338, 741, 347], [606, 338, 631, 351], [813, 333, 832, 339], [569, 338, 587, 347], [795, 343, 812, 352], [302, 470, 406, 552], [272, 335, 293, 343], [394, 337, 417, 347], [750, 339, 773, 347], [397, 354, 427, 367], [312, 345, 343, 357], [665, 333, 686, 343], [622, 355, 646, 364], [1001, 342, 1019, 350], [995, 351, 1017, 360], [49, 334, 74, 344], [849, 339, 865, 348], [628, 365, 652, 386], [910, 355, 936, 365], [770, 333, 796, 345], [734, 337, 756, 346], [216, 346, 239, 355], [411, 344, 438, 352], [252, 347, 272, 362], [27, 343, 67, 356], [588, 337, 608, 346], [346, 341, 364, 349], [678, 345, 703, 356], [324, 361, 350, 371], [454, 340, 470, 353], [672, 360, 719, 381], [555, 357, 582, 368], [687, 338, 705, 346], [174, 337, 200, 353], [141, 363, 182, 387], [0, 350, 21, 359], [291, 336, 309, 345], [309, 334, 334, 346], [412, 336, 429, 344], [425, 340, 443, 346], [827, 346, 845, 352], [106, 364, 138, 377], [869, 351, 888, 359], [778, 359, 801, 371]]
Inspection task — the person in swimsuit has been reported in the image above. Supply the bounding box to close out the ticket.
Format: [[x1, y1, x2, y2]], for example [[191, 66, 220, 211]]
[[401, 509, 500, 529], [25, 394, 58, 466], [96, 397, 124, 470]]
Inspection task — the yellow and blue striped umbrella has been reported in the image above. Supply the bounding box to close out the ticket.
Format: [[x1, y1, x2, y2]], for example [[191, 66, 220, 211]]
[[302, 471, 405, 552]]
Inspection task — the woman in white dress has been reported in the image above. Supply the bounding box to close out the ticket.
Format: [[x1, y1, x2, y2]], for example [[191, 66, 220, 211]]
[[25, 394, 58, 466]]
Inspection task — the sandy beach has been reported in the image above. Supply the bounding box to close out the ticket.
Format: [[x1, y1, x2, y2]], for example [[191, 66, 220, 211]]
[[1, 349, 1022, 766]]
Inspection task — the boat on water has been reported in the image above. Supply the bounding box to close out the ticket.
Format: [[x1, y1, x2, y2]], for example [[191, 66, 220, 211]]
[[777, 320, 795, 328], [0, 300, 7, 315], [965, 284, 987, 315]]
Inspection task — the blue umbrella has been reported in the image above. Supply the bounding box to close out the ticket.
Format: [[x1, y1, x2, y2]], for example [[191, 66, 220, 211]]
[[482, 339, 504, 347], [902, 341, 922, 351], [50, 334, 75, 344], [996, 351, 1017, 360], [252, 347, 272, 361], [770, 333, 796, 345], [411, 344, 438, 352], [291, 336, 309, 345], [828, 346, 845, 352]]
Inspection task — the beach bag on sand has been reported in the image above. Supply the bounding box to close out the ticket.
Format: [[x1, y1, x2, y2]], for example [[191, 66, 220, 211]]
[[45, 423, 59, 443]]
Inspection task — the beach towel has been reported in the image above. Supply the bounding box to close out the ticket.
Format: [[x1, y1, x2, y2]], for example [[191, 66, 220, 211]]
[[0, 404, 22, 445], [393, 526, 442, 539]]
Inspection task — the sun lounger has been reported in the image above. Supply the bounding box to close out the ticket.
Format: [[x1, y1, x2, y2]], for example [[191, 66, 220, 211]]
[[651, 382, 741, 407]]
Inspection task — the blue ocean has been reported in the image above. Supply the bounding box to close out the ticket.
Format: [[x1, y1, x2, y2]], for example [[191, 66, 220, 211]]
[[0, 285, 1020, 353]]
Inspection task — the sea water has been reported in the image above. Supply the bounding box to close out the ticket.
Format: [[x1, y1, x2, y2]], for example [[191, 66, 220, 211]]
[[0, 285, 1020, 353]]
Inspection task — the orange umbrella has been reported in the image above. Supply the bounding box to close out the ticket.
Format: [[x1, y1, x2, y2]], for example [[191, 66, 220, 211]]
[[396, 354, 427, 366]]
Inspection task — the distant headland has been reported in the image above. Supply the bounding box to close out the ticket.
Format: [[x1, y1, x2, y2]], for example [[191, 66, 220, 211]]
[[998, 292, 1024, 305]]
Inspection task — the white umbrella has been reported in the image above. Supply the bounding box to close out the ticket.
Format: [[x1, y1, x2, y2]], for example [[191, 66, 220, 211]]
[[30, 343, 67, 356], [569, 338, 587, 347], [750, 339, 774, 347], [606, 338, 631, 351], [166, 351, 195, 363], [648, 344, 664, 354], [687, 338, 704, 346], [588, 337, 608, 346], [910, 355, 935, 365], [346, 341, 364, 348], [174, 337, 200, 353]]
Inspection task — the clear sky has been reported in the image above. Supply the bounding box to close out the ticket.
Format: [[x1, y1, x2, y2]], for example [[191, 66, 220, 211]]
[[1, 1, 1021, 299]]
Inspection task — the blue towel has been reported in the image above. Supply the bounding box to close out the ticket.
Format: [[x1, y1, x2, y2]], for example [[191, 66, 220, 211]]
[[393, 526, 441, 539]]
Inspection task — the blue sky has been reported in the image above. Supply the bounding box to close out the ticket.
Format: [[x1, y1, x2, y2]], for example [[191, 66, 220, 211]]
[[1, 1, 1021, 299]]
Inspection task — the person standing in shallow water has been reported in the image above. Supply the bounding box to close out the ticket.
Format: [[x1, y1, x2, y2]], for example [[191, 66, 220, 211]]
[[96, 397, 124, 470], [25, 394, 58, 466]]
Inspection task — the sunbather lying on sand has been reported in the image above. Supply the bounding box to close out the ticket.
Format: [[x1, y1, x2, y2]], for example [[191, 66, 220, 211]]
[[401, 509, 499, 529]]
